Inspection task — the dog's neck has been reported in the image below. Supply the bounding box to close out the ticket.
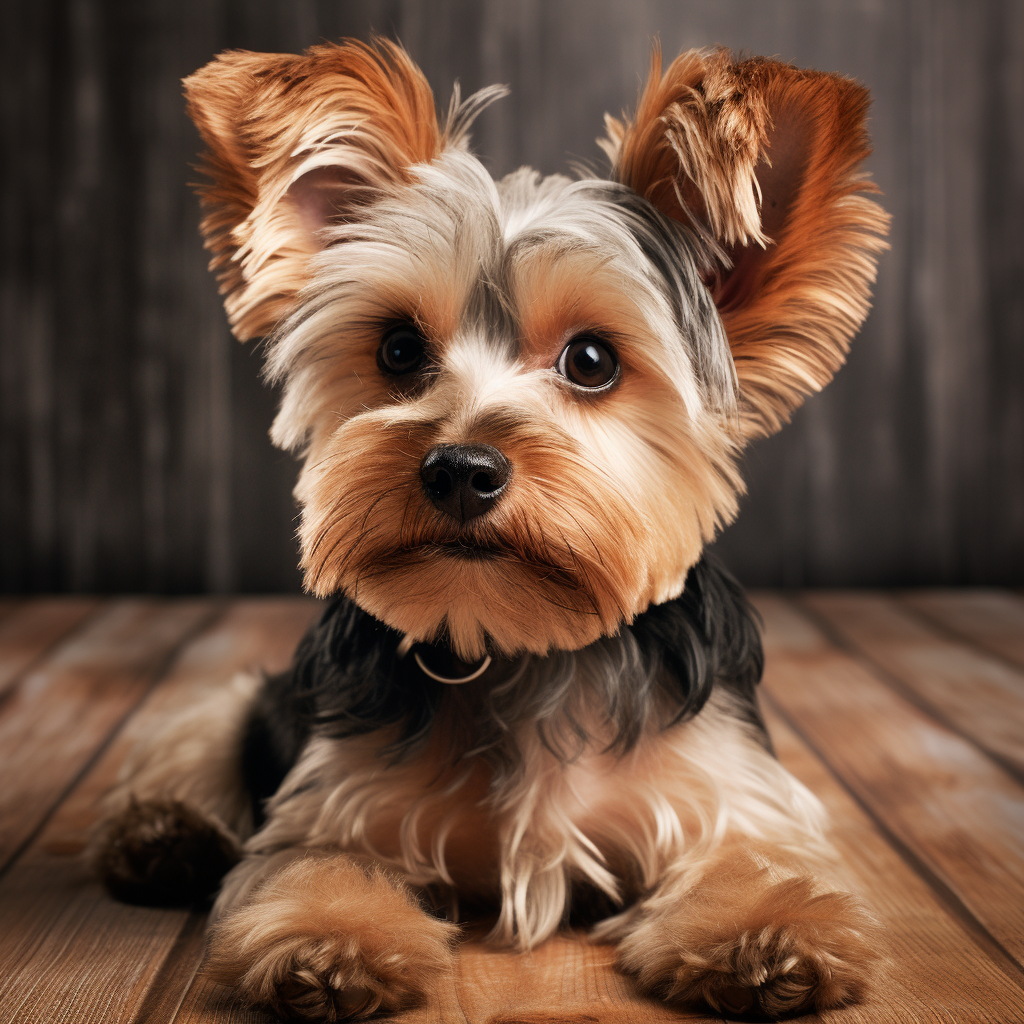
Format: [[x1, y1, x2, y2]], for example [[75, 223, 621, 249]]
[[241, 555, 769, 826], [293, 555, 764, 747]]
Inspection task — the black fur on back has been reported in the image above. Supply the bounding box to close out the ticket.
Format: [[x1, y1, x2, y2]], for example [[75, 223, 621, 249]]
[[241, 555, 767, 823]]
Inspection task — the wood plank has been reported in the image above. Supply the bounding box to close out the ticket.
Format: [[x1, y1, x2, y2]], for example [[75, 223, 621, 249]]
[[751, 593, 1024, 970], [0, 597, 102, 699], [32, 598, 323, 860], [762, 700, 1024, 1023], [0, 599, 320, 1024], [0, 599, 217, 873], [901, 589, 1024, 670], [0, 867, 193, 1024], [128, 913, 209, 1024], [799, 591, 1024, 779]]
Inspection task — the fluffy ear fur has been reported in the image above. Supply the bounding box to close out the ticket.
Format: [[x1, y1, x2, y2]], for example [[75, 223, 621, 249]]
[[184, 39, 443, 342], [603, 47, 890, 438]]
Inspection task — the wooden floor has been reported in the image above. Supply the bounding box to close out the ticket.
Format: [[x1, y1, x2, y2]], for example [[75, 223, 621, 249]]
[[1, 592, 1023, 1023]]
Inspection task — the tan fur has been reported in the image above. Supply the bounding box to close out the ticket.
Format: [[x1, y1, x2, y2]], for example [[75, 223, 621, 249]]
[[205, 853, 457, 1020], [604, 47, 890, 437], [295, 361, 741, 660], [616, 842, 881, 1017], [180, 41, 889, 657], [601, 47, 771, 249]]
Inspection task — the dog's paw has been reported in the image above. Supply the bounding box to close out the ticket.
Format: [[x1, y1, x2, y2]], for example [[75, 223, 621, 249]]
[[620, 877, 881, 1019], [214, 932, 440, 1021], [206, 854, 457, 1021], [90, 797, 240, 905]]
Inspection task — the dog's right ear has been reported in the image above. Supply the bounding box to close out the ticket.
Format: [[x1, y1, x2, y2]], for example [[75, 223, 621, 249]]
[[603, 47, 889, 440], [184, 39, 441, 342]]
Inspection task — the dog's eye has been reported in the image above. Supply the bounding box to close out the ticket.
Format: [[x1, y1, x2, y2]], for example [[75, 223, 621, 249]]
[[556, 336, 619, 390], [378, 323, 426, 375]]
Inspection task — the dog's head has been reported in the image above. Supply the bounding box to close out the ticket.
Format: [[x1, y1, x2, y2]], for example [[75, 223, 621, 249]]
[[185, 40, 887, 659]]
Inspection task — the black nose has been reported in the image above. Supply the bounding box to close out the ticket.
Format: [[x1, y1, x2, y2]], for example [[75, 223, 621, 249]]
[[420, 444, 511, 522]]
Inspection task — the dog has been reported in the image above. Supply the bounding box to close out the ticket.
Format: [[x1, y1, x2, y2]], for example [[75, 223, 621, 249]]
[[90, 38, 889, 1021]]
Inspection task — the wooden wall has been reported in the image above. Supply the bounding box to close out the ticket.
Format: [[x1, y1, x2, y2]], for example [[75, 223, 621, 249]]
[[2, 0, 1022, 592]]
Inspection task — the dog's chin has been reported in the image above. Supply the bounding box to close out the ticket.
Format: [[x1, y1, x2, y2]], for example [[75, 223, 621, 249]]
[[309, 538, 635, 661]]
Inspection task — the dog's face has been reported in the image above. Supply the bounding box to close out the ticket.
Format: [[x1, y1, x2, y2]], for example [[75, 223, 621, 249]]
[[271, 163, 743, 659], [185, 42, 887, 658]]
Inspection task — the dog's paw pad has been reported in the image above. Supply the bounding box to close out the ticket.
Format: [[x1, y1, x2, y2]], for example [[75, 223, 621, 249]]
[[258, 951, 398, 1021], [715, 983, 757, 1015], [694, 929, 837, 1017], [90, 797, 240, 905]]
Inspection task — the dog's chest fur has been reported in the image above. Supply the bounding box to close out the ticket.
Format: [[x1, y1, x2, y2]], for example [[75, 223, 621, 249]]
[[239, 558, 826, 945]]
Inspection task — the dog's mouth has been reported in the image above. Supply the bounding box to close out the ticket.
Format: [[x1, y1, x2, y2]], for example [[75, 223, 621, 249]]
[[418, 540, 506, 561], [386, 538, 585, 589]]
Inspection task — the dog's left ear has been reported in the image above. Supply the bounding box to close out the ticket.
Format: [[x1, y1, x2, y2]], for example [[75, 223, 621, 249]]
[[184, 39, 445, 343], [603, 48, 890, 438]]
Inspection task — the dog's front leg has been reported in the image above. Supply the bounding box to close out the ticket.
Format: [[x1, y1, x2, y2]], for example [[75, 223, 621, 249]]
[[616, 839, 881, 1019], [205, 849, 457, 1021]]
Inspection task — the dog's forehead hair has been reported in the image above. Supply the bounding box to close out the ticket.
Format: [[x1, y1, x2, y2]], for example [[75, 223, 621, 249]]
[[492, 171, 735, 404], [348, 154, 735, 404]]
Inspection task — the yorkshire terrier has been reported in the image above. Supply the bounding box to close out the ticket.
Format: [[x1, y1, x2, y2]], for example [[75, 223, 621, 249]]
[[91, 38, 889, 1021]]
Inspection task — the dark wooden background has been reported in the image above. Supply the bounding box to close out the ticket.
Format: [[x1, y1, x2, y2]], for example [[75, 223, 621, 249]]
[[2, 0, 1022, 593]]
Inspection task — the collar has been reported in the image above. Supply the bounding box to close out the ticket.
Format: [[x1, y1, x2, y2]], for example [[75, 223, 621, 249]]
[[401, 636, 494, 685]]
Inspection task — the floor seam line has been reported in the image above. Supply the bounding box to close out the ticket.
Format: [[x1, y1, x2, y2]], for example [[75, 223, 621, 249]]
[[0, 598, 111, 712], [892, 591, 1024, 676], [790, 592, 1024, 789], [0, 600, 229, 882]]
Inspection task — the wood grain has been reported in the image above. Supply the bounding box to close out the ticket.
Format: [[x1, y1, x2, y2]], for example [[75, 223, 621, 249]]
[[900, 589, 1024, 670], [0, 599, 321, 1024], [0, 597, 101, 698], [0, 599, 217, 873], [173, 932, 712, 1024], [0, 864, 194, 1024], [752, 593, 1024, 969], [130, 912, 209, 1024], [799, 591, 1024, 778], [450, 938, 713, 1023], [32, 598, 323, 860], [2, 0, 1021, 593]]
